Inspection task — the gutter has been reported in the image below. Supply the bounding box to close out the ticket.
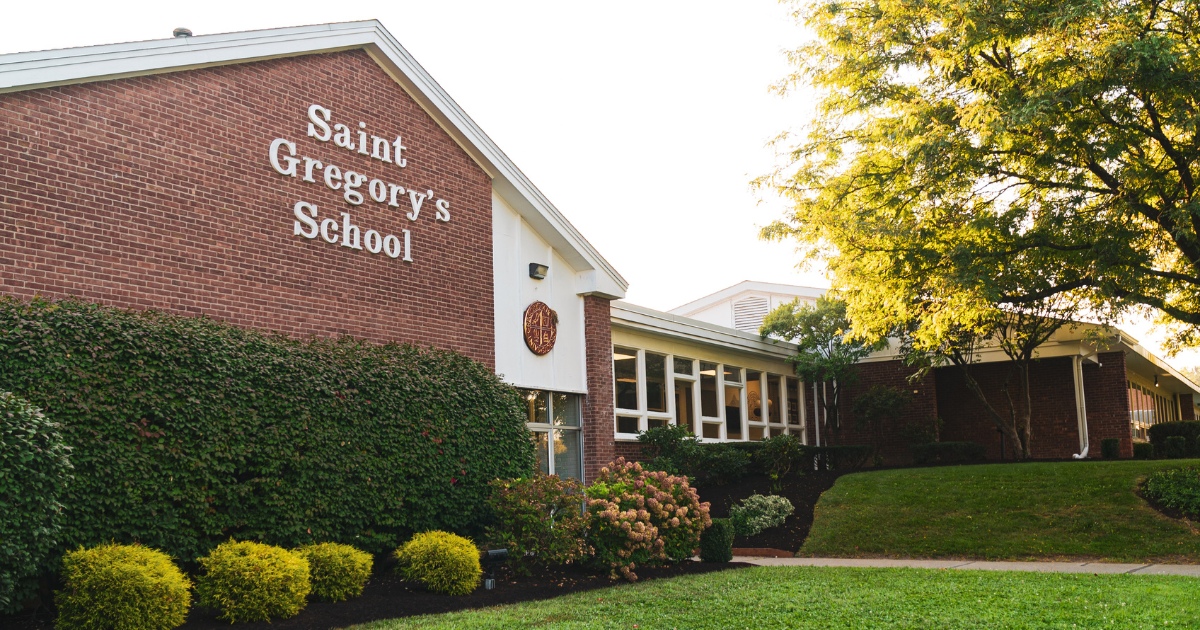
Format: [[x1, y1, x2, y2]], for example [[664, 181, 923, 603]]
[[1071, 355, 1090, 459]]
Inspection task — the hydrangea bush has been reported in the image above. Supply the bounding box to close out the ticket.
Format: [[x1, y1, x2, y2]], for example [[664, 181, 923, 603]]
[[730, 494, 794, 538]]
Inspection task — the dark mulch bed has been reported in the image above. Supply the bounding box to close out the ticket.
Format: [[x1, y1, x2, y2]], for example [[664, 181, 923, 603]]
[[697, 470, 848, 553], [2, 558, 751, 630]]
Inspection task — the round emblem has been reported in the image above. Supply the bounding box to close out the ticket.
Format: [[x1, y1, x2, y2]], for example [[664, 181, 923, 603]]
[[523, 301, 558, 356]]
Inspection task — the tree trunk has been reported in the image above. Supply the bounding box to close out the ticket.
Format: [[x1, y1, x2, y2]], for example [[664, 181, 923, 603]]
[[957, 363, 1026, 459], [1018, 361, 1034, 459]]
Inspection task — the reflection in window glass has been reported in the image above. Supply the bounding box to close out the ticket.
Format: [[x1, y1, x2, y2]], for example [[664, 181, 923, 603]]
[[725, 385, 742, 439], [553, 429, 582, 480], [702, 422, 721, 439], [673, 357, 694, 375], [768, 376, 782, 424], [553, 393, 580, 426], [675, 381, 694, 430], [617, 416, 639, 434], [746, 371, 763, 423], [646, 352, 668, 413], [724, 365, 742, 383], [521, 390, 549, 424], [648, 417, 669, 429], [749, 426, 765, 441], [786, 378, 801, 425], [700, 362, 719, 417], [532, 431, 549, 474], [614, 347, 639, 410]]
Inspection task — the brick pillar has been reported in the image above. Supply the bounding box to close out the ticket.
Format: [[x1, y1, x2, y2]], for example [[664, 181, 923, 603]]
[[582, 296, 615, 483], [1083, 351, 1133, 458]]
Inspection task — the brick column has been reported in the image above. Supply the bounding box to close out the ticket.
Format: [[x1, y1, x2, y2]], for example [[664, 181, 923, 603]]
[[1083, 351, 1133, 458], [582, 296, 615, 483]]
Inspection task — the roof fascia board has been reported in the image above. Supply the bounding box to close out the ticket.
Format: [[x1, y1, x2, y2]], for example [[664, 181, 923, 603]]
[[0, 20, 628, 298], [669, 280, 826, 316], [613, 302, 797, 359]]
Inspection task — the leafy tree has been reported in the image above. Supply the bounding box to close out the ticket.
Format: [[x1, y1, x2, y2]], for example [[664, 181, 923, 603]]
[[760, 297, 884, 444], [761, 0, 1200, 350], [851, 385, 912, 459]]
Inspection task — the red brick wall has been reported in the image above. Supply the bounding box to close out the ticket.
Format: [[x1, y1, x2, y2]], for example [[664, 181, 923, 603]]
[[934, 353, 1132, 459], [0, 50, 495, 364], [582, 296, 615, 482], [833, 360, 940, 463]]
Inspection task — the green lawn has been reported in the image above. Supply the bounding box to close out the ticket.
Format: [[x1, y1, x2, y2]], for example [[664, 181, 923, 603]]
[[801, 459, 1200, 562], [355, 565, 1200, 629]]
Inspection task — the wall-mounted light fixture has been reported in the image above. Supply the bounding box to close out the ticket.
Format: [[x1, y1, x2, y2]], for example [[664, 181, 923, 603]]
[[529, 263, 548, 280], [1155, 374, 1159, 387]]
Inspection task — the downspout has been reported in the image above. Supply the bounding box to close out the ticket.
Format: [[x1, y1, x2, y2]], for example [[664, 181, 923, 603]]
[[813, 381, 822, 448], [1072, 355, 1090, 459]]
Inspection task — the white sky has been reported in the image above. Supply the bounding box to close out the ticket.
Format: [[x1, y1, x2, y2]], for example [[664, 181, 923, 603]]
[[3, 0, 1196, 369]]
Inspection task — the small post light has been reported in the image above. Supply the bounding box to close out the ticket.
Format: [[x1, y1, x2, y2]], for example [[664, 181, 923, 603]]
[[528, 263, 548, 280], [481, 548, 508, 590]]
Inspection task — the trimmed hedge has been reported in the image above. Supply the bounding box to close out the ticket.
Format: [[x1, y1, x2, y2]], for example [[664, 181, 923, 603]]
[[1148, 422, 1200, 458], [699, 519, 734, 563], [196, 540, 310, 622], [1143, 467, 1200, 518], [295, 542, 373, 602], [911, 441, 986, 465], [0, 297, 535, 562], [0, 391, 72, 613], [1101, 438, 1120, 459], [1134, 442, 1155, 460], [394, 531, 481, 596], [56, 543, 191, 630]]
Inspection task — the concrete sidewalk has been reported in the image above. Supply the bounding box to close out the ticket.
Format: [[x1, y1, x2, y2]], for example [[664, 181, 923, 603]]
[[733, 556, 1200, 577]]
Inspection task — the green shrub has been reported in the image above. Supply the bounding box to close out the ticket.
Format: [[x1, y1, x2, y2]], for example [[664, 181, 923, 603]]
[[1143, 467, 1200, 518], [55, 543, 190, 630], [758, 434, 805, 488], [585, 458, 711, 580], [1165, 436, 1190, 459], [0, 296, 535, 560], [0, 391, 72, 614], [699, 519, 734, 563], [1134, 442, 1155, 460], [1148, 422, 1200, 457], [295, 542, 372, 602], [911, 441, 986, 465], [729, 494, 795, 538], [196, 540, 310, 622], [395, 531, 481, 596], [806, 445, 874, 469], [637, 426, 756, 485], [1101, 438, 1120, 459], [486, 475, 588, 574]]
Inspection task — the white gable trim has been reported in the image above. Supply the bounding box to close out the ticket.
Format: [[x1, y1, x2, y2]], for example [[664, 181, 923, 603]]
[[670, 280, 825, 316], [0, 20, 627, 299]]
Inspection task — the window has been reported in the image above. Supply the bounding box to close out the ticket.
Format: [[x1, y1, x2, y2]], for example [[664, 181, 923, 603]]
[[520, 389, 582, 480], [725, 365, 743, 440], [1127, 379, 1179, 441], [646, 352, 668, 413], [614, 347, 639, 411], [746, 370, 765, 441]]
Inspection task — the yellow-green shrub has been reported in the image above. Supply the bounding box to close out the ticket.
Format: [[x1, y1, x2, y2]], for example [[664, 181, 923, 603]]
[[394, 531, 481, 595], [295, 542, 373, 602], [195, 540, 310, 622], [55, 543, 191, 630]]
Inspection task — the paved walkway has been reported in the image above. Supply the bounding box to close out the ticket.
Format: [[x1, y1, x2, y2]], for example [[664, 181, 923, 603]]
[[733, 556, 1200, 577]]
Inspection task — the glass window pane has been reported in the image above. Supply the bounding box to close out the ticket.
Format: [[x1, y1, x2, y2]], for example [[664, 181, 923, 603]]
[[646, 352, 668, 413], [675, 381, 694, 430], [617, 416, 640, 434], [787, 378, 801, 425], [725, 385, 742, 439], [749, 426, 765, 441], [531, 431, 549, 475], [724, 365, 742, 383], [747, 371, 763, 423], [702, 422, 721, 439], [648, 417, 670, 429], [553, 393, 580, 427], [614, 347, 639, 410], [521, 389, 549, 425], [673, 357, 694, 375], [553, 429, 582, 480], [700, 362, 719, 417], [768, 376, 782, 424]]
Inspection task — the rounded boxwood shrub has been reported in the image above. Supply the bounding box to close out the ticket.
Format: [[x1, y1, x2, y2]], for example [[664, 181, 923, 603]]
[[1101, 438, 1120, 459], [699, 518, 734, 563], [394, 531, 481, 596], [1143, 467, 1200, 518], [0, 390, 72, 614], [295, 542, 373, 602], [1134, 442, 1155, 460], [730, 494, 795, 538], [55, 543, 190, 630], [196, 540, 310, 622]]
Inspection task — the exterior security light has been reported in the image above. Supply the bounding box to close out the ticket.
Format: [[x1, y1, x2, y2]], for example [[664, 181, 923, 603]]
[[529, 263, 548, 279]]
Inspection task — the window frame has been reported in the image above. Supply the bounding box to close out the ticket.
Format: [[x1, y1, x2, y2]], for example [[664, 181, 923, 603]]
[[521, 389, 583, 480]]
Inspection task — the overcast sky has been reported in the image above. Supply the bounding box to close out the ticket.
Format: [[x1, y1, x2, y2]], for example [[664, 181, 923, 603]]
[[4, 0, 1196, 368]]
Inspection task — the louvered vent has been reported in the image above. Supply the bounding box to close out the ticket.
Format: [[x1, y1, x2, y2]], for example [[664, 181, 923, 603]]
[[733, 296, 770, 332]]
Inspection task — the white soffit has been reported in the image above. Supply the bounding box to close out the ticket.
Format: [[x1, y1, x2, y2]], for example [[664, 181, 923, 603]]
[[0, 20, 627, 299], [613, 301, 797, 360]]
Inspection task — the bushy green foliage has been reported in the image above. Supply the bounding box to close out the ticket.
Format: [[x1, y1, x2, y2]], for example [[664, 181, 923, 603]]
[[295, 542, 373, 602], [1134, 442, 1156, 460], [757, 434, 804, 489], [486, 475, 588, 574], [585, 458, 711, 580], [55, 543, 191, 630], [394, 531, 481, 596], [0, 391, 72, 614], [1143, 467, 1200, 518], [730, 494, 795, 538], [0, 297, 535, 560], [1147, 423, 1200, 458], [1164, 436, 1190, 459], [1101, 438, 1120, 459], [196, 540, 310, 622], [637, 426, 756, 485], [808, 445, 874, 470], [699, 519, 734, 563], [911, 442, 985, 466]]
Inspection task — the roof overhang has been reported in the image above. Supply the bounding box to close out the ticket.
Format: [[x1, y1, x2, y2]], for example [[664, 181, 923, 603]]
[[613, 301, 798, 361], [0, 20, 627, 299]]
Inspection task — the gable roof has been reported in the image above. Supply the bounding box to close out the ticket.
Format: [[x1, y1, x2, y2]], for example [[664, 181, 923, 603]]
[[0, 20, 627, 299], [669, 280, 826, 317]]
